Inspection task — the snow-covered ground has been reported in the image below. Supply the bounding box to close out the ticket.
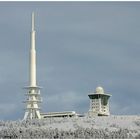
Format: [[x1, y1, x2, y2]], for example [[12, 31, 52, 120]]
[[40, 115, 140, 130], [0, 115, 140, 138], [87, 115, 140, 131]]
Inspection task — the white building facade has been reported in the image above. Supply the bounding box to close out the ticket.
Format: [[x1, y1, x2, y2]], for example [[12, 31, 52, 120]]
[[88, 87, 111, 116]]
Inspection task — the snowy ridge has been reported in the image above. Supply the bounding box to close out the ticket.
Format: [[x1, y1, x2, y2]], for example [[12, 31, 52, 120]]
[[0, 116, 140, 138]]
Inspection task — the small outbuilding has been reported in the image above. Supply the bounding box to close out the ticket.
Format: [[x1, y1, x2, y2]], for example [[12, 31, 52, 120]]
[[41, 111, 78, 118]]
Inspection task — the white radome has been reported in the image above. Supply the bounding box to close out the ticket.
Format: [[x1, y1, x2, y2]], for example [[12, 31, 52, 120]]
[[96, 86, 104, 94]]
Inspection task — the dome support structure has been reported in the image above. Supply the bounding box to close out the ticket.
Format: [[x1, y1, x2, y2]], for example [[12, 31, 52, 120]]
[[88, 86, 111, 117]]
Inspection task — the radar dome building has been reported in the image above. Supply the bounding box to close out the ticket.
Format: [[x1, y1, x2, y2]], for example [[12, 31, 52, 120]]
[[88, 86, 111, 116]]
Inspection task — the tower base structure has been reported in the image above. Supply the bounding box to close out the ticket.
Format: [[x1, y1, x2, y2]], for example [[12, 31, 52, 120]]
[[23, 86, 42, 120]]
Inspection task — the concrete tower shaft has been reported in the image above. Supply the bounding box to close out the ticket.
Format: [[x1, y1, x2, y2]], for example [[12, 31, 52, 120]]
[[30, 12, 36, 87]]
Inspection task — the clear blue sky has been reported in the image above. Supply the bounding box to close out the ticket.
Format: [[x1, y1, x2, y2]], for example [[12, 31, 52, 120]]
[[0, 2, 139, 120]]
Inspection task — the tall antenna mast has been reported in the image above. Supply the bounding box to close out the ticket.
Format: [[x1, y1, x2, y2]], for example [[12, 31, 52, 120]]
[[32, 12, 35, 31], [23, 12, 42, 120], [30, 12, 36, 87]]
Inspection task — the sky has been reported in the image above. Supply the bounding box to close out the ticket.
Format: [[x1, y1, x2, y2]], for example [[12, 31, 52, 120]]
[[0, 2, 139, 120]]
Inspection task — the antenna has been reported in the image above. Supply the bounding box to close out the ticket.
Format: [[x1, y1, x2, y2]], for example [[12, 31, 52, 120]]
[[32, 12, 35, 31]]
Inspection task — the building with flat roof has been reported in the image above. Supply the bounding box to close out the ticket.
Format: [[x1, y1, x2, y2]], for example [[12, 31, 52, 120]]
[[41, 111, 78, 118]]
